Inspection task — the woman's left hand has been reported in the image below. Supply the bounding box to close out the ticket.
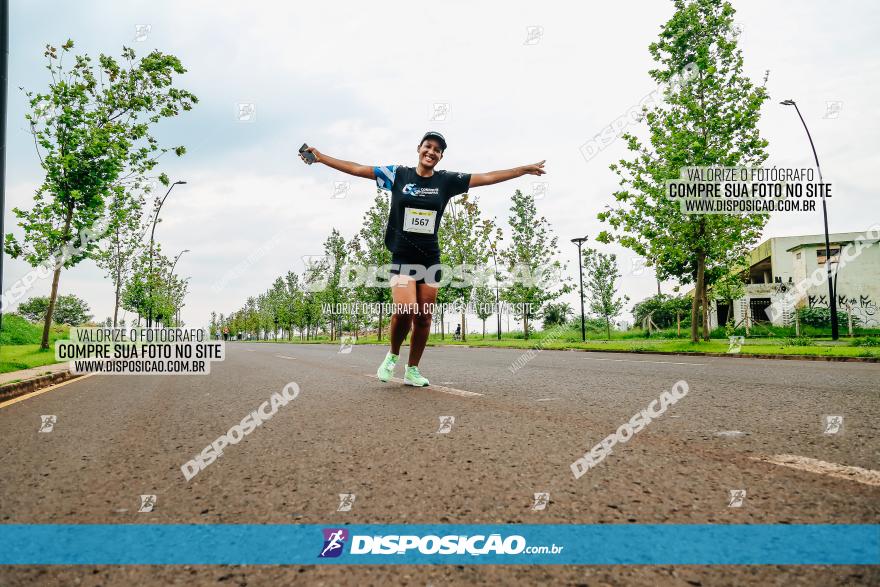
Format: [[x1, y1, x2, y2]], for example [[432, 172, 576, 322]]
[[522, 160, 546, 176]]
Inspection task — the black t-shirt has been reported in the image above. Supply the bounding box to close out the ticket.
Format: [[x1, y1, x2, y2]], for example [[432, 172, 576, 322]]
[[374, 165, 471, 258]]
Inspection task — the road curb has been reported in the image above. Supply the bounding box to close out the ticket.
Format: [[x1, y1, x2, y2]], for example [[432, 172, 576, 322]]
[[0, 370, 82, 403]]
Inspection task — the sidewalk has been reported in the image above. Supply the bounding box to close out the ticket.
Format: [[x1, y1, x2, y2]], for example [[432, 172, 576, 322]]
[[0, 361, 69, 386]]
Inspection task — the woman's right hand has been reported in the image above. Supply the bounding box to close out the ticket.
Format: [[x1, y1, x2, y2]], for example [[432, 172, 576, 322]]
[[299, 146, 322, 164]]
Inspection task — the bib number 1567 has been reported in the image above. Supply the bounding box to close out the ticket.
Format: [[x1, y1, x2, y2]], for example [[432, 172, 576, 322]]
[[403, 208, 437, 234]]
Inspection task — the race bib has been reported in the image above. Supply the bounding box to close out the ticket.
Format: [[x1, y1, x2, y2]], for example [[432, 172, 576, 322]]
[[403, 208, 437, 234]]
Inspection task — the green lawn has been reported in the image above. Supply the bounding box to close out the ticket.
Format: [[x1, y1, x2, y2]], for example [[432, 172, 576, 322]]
[[0, 314, 69, 374], [244, 333, 880, 359], [0, 344, 65, 374]]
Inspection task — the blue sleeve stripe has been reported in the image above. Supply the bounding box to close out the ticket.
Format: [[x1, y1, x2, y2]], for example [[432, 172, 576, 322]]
[[374, 165, 397, 191]]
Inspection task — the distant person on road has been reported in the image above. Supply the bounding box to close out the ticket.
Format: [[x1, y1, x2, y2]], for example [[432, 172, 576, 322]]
[[300, 132, 545, 386], [454, 324, 461, 341]]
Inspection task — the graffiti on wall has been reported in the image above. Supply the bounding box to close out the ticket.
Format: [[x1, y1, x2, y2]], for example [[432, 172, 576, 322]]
[[808, 293, 878, 326]]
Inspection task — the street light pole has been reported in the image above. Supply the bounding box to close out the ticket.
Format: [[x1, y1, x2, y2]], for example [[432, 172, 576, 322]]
[[0, 0, 9, 330], [147, 181, 186, 327], [571, 236, 588, 342], [491, 249, 501, 340], [781, 99, 838, 339]]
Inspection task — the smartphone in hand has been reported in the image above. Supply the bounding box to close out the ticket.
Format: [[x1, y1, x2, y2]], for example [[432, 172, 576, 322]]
[[299, 143, 317, 165]]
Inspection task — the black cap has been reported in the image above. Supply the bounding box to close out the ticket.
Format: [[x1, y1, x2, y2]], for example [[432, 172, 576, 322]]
[[421, 131, 447, 151]]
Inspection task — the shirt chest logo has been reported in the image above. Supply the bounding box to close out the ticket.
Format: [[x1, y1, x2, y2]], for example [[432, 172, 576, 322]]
[[402, 183, 439, 197]]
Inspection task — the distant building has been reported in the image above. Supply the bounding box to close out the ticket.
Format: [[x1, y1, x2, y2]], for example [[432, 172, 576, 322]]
[[711, 231, 879, 328]]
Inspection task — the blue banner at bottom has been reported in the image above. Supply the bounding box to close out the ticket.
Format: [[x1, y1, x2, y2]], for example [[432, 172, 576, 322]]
[[0, 524, 876, 565]]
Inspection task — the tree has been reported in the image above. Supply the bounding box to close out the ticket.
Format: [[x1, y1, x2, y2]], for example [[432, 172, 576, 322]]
[[542, 302, 573, 329], [94, 185, 146, 326], [349, 190, 392, 340], [473, 285, 496, 339], [596, 0, 770, 342], [17, 294, 91, 325], [632, 293, 692, 329], [439, 194, 494, 342], [583, 248, 628, 340], [5, 41, 197, 348], [501, 190, 570, 339]]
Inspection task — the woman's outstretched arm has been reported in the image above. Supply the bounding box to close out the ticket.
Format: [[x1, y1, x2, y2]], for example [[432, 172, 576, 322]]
[[468, 160, 546, 188], [299, 146, 375, 179]]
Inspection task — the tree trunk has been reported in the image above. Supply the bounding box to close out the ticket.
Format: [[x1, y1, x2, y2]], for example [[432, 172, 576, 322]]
[[690, 258, 705, 343], [113, 280, 121, 327], [378, 305, 384, 341], [40, 264, 62, 350], [701, 280, 711, 341], [606, 316, 611, 340], [41, 205, 75, 350], [461, 310, 467, 343]]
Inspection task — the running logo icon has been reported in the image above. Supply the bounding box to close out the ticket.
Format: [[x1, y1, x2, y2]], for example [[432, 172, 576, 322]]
[[319, 528, 349, 558], [531, 492, 550, 511], [437, 416, 455, 434], [823, 415, 844, 435], [337, 493, 356, 512], [727, 489, 746, 508], [39, 415, 57, 433], [727, 336, 744, 354], [138, 494, 157, 513]]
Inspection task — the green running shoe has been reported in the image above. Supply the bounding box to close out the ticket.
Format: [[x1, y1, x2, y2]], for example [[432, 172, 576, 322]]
[[376, 351, 399, 382], [404, 365, 430, 387]]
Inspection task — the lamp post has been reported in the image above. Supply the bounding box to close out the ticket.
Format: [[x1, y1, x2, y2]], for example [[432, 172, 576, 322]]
[[571, 236, 589, 342], [0, 0, 9, 330], [170, 249, 190, 276], [780, 99, 838, 339], [147, 181, 186, 326], [491, 248, 502, 340]]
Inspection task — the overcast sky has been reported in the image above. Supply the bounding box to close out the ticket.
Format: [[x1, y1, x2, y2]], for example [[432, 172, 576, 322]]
[[3, 1, 878, 330]]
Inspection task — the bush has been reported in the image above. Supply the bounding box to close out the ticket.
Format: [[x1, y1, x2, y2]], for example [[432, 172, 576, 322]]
[[798, 307, 861, 328], [851, 336, 880, 347], [0, 314, 68, 345], [783, 335, 814, 347]]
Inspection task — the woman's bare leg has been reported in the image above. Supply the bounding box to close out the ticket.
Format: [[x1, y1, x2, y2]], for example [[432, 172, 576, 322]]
[[389, 275, 417, 355], [407, 282, 439, 366]]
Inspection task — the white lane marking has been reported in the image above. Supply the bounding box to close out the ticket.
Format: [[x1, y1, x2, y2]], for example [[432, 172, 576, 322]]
[[536, 398, 559, 402], [365, 375, 483, 397], [274, 355, 296, 360], [586, 357, 704, 366], [0, 374, 96, 409], [752, 454, 880, 487], [245, 349, 256, 352]]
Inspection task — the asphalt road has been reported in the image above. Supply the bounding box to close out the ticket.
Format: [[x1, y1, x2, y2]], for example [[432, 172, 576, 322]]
[[1, 342, 878, 586]]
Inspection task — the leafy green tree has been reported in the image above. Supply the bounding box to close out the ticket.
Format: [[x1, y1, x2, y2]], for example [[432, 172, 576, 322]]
[[5, 41, 196, 349], [597, 0, 770, 342], [95, 185, 146, 326], [439, 194, 494, 342], [501, 189, 570, 339], [632, 294, 692, 329], [583, 248, 628, 340], [349, 190, 392, 340], [542, 302, 573, 329], [473, 285, 496, 339], [15, 297, 50, 323], [17, 294, 91, 325]]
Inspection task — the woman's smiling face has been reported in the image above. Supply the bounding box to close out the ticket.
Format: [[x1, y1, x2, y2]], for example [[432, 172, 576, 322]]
[[417, 138, 444, 169]]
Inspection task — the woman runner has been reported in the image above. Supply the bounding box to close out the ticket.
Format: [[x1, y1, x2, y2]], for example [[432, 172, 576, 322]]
[[300, 131, 545, 386]]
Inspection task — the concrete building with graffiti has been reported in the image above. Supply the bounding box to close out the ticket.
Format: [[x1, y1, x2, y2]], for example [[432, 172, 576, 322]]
[[711, 230, 879, 329]]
